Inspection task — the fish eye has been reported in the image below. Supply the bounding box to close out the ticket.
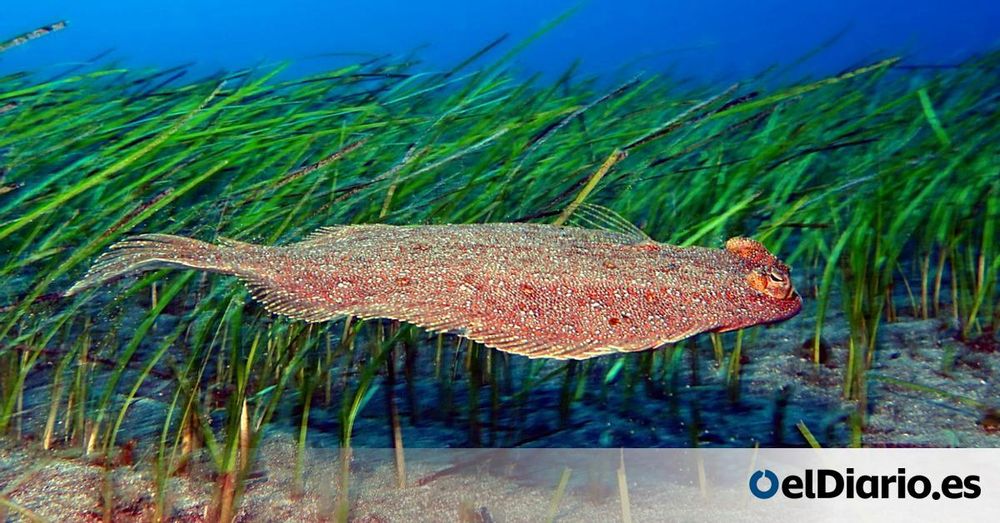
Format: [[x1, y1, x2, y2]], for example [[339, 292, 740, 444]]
[[767, 271, 785, 283]]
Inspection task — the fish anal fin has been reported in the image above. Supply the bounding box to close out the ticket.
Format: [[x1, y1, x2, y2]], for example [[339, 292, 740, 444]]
[[238, 277, 672, 361], [345, 301, 623, 360], [242, 279, 342, 323]]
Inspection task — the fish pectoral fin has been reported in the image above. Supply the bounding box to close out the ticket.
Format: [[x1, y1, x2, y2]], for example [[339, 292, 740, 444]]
[[564, 203, 652, 244], [217, 237, 255, 249], [301, 224, 393, 243]]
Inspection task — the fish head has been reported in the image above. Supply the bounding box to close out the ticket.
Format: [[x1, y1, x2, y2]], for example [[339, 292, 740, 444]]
[[715, 237, 803, 331]]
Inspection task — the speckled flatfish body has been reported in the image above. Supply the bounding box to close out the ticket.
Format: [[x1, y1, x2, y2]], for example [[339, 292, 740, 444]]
[[66, 223, 802, 359]]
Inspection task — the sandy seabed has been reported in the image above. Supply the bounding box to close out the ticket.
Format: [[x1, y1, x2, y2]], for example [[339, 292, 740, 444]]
[[1, 311, 997, 521], [0, 440, 797, 522]]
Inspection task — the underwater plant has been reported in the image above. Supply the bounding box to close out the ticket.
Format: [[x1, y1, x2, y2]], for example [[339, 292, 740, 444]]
[[0, 16, 997, 521]]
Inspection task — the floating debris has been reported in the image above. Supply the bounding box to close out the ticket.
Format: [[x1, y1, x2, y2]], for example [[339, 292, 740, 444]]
[[0, 21, 68, 54]]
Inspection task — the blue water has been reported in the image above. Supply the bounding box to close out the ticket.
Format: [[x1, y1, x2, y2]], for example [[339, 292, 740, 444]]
[[1, 1, 997, 81]]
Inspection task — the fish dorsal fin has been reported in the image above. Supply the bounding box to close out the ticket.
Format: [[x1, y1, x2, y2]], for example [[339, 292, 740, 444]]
[[566, 203, 651, 243]]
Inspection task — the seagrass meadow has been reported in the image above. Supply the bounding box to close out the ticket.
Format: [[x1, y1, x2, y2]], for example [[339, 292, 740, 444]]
[[0, 21, 998, 521]]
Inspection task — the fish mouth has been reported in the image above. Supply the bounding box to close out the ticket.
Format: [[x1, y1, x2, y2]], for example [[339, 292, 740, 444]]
[[782, 290, 804, 318]]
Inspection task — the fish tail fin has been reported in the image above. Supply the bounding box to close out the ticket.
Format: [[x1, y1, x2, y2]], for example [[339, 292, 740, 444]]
[[65, 234, 242, 296]]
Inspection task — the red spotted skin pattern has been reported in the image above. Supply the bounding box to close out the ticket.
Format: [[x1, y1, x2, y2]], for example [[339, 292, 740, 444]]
[[228, 224, 802, 359]]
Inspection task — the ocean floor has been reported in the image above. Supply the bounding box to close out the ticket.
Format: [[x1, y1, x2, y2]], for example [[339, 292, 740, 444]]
[[1, 308, 997, 520], [0, 442, 812, 522], [745, 310, 999, 448]]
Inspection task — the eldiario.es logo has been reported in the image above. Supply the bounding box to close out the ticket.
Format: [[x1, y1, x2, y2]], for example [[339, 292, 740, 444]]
[[749, 468, 981, 500]]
